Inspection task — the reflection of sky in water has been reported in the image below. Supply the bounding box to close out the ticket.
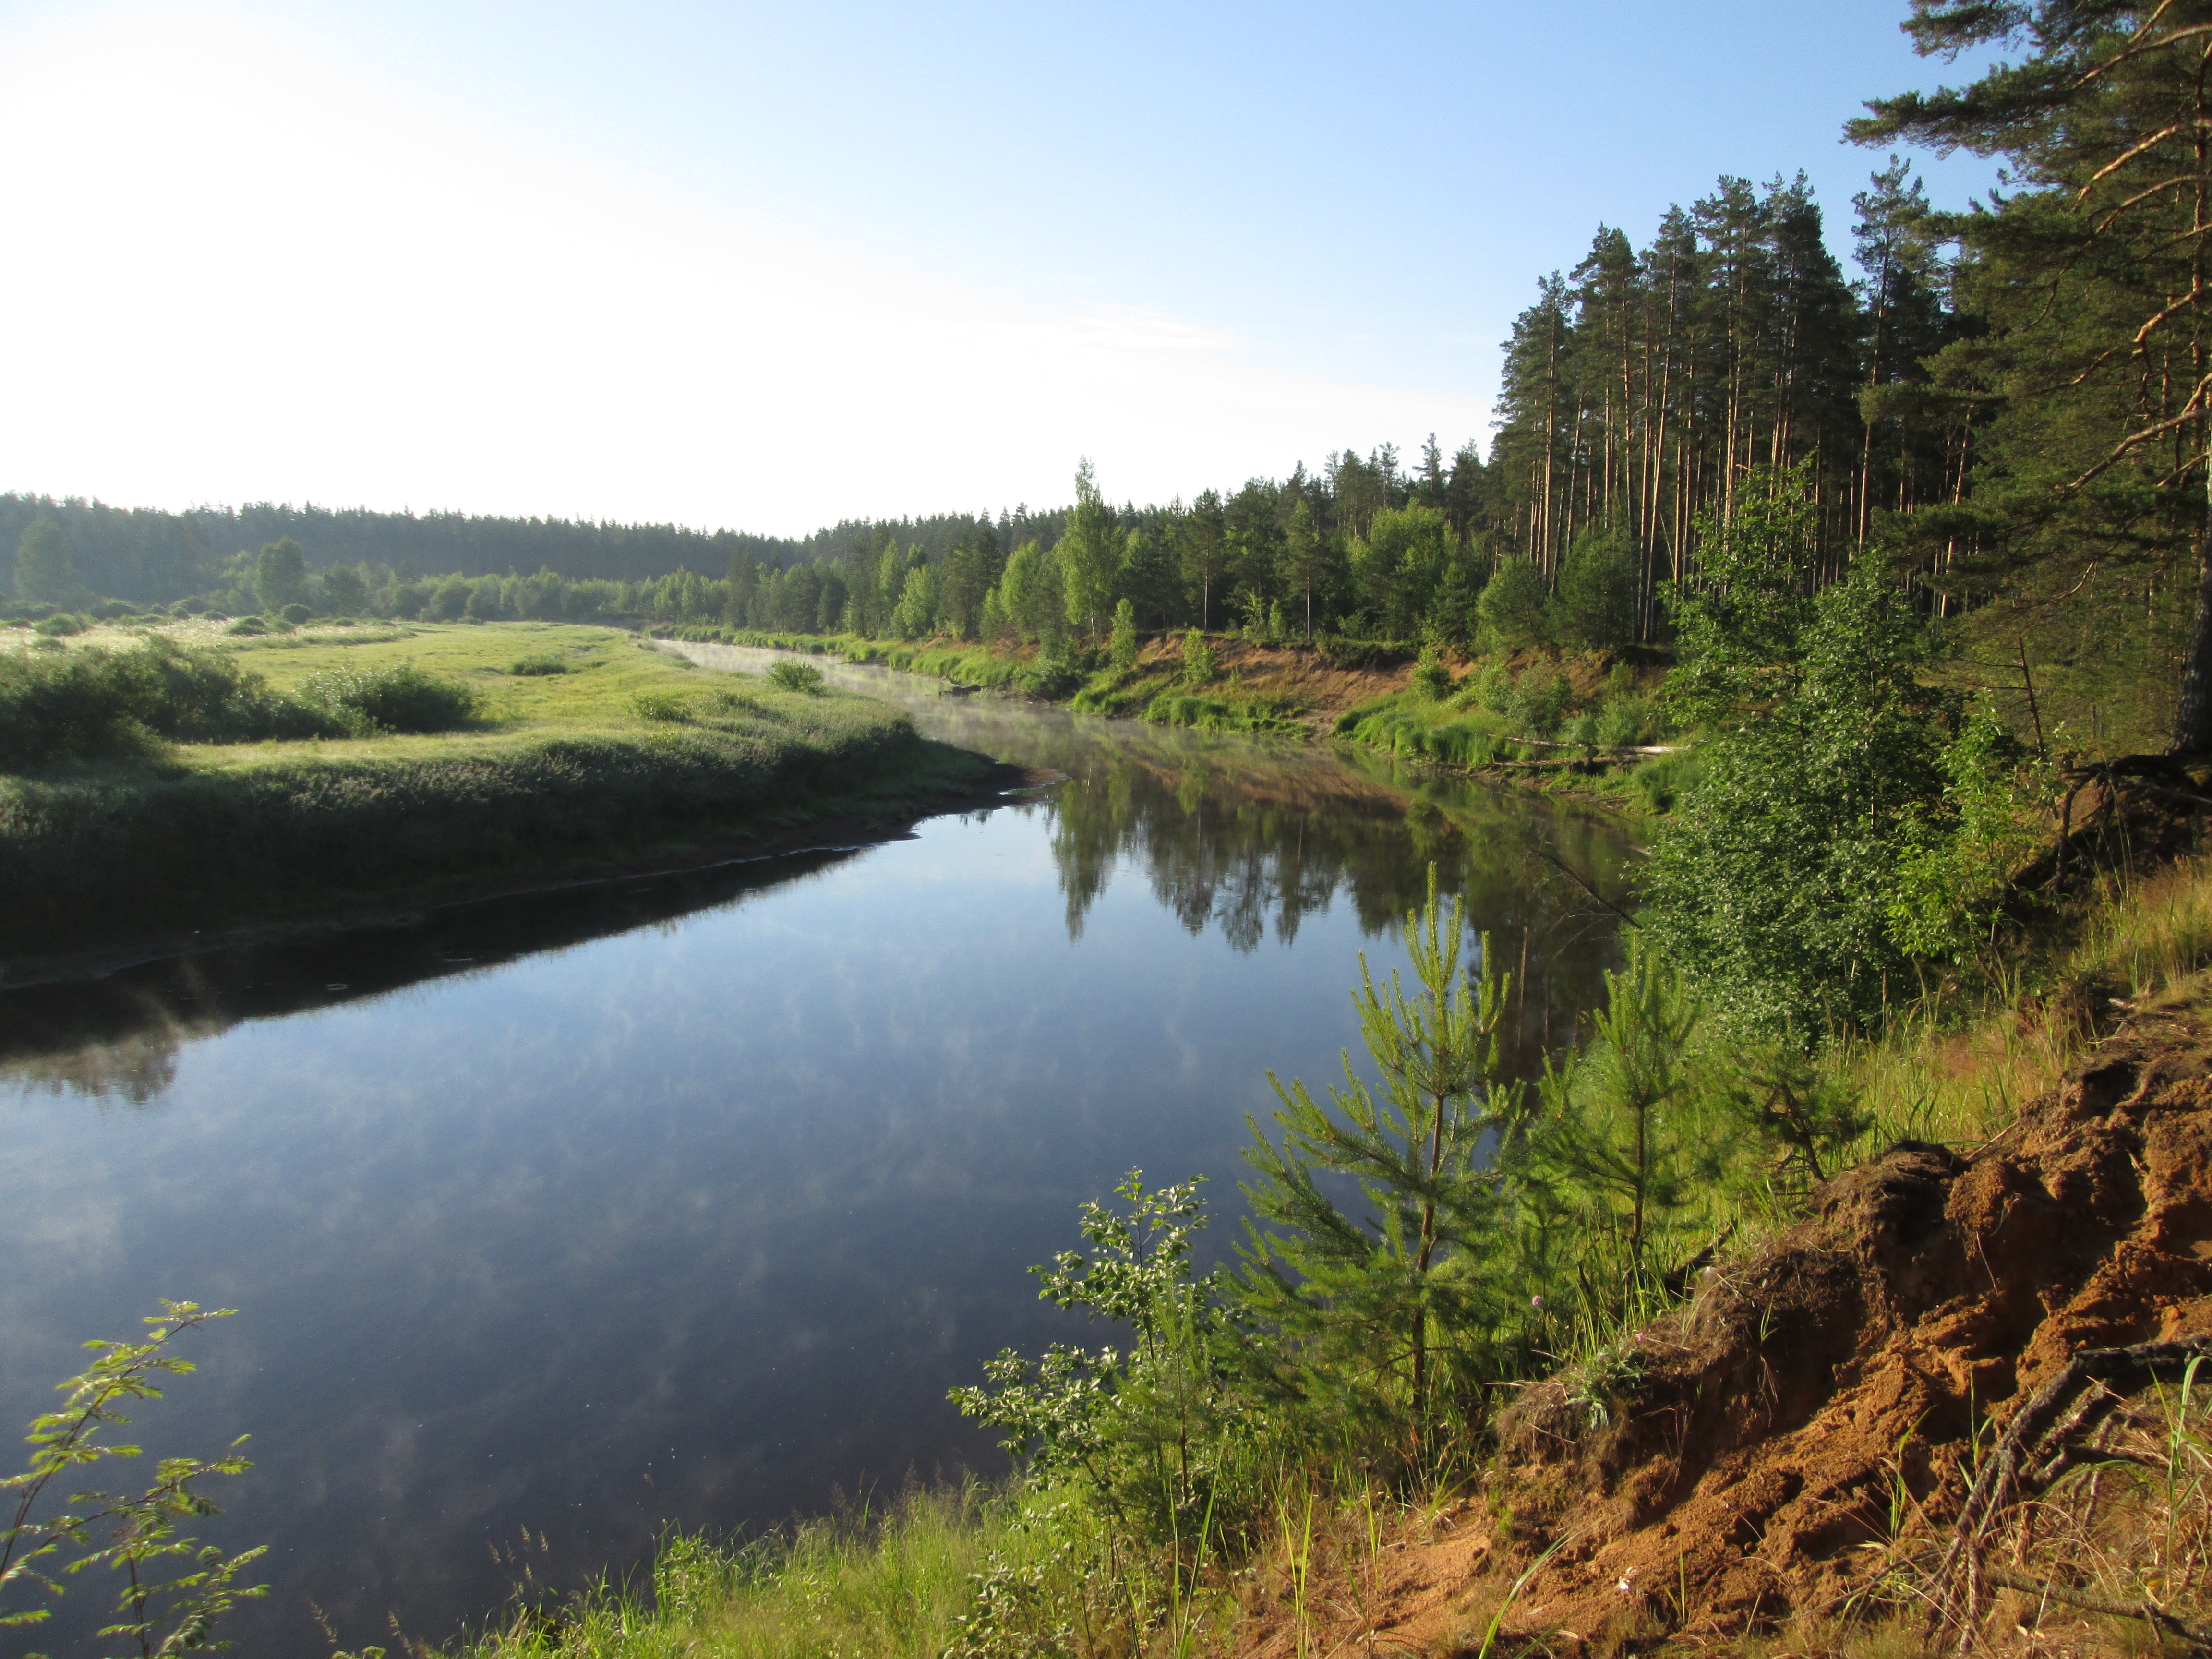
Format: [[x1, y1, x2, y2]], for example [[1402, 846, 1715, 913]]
[[0, 681, 1633, 1655]]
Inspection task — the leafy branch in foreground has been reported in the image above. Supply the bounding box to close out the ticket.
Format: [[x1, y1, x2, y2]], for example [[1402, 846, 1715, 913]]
[[0, 1300, 265, 1656], [950, 1172, 1258, 1549]]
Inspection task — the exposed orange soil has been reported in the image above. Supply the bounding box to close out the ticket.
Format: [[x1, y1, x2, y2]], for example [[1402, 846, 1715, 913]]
[[1228, 997, 2212, 1657]]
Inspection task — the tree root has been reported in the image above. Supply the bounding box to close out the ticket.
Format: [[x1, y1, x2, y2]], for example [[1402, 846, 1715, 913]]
[[1982, 1566, 2212, 1651], [1930, 1335, 2212, 1650]]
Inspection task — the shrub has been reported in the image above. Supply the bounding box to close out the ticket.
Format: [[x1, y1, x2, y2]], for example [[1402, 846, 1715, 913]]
[[1595, 698, 1651, 750], [1410, 647, 1452, 701], [1315, 636, 1416, 672], [224, 616, 268, 637], [279, 603, 314, 625], [1018, 656, 1084, 699], [1108, 598, 1138, 673], [1477, 557, 1551, 652], [629, 691, 692, 722], [766, 660, 826, 694], [509, 653, 570, 676], [33, 614, 84, 637], [1504, 667, 1570, 737], [1179, 628, 1217, 685], [298, 663, 481, 734], [0, 639, 339, 769]]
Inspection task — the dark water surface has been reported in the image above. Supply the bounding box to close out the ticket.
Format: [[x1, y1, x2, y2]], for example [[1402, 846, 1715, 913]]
[[1, 650, 1635, 1654]]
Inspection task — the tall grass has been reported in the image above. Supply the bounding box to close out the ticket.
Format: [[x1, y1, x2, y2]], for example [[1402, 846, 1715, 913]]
[[1836, 850, 2212, 1152], [450, 1488, 1022, 1659]]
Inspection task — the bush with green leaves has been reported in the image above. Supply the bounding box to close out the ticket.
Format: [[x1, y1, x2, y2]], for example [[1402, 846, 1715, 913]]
[[951, 1173, 1261, 1549], [765, 659, 826, 695], [0, 638, 339, 770], [508, 653, 571, 676], [1178, 628, 1217, 686], [1887, 700, 2057, 964], [297, 662, 481, 734], [1504, 666, 1570, 738], [1409, 645, 1452, 701], [1645, 469, 1955, 1036], [1108, 598, 1138, 673]]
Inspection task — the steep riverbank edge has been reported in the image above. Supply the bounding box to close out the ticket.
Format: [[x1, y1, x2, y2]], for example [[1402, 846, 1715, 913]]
[[0, 729, 1046, 988]]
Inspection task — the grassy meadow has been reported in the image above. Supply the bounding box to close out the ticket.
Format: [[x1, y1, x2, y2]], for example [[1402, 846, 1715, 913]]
[[0, 621, 983, 967]]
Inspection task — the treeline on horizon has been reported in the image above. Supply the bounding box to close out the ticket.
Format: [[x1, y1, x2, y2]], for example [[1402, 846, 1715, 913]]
[[0, 493, 1075, 612]]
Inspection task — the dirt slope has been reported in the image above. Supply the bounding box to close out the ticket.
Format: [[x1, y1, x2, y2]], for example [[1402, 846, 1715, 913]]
[[1234, 995, 2212, 1657]]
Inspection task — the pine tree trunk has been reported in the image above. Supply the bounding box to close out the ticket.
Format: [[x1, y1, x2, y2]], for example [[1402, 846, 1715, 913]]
[[2172, 481, 2212, 754]]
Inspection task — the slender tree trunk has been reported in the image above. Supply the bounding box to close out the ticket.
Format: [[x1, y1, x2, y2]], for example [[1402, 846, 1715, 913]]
[[2174, 480, 2212, 753], [1411, 1087, 1446, 1433]]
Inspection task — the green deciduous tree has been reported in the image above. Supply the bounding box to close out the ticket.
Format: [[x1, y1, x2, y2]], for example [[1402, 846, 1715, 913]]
[[1646, 533, 1953, 1035], [317, 564, 368, 616], [12, 520, 80, 608], [1058, 459, 1121, 644], [252, 538, 309, 615], [1108, 598, 1138, 673]]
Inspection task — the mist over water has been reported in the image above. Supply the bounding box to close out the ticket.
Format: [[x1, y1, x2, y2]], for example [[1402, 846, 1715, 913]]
[[0, 656, 1633, 1654]]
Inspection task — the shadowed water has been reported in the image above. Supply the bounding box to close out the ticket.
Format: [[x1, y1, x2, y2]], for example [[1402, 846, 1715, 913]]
[[0, 652, 1635, 1654]]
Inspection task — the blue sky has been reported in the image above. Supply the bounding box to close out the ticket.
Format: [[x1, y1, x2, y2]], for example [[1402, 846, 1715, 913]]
[[0, 0, 2001, 535]]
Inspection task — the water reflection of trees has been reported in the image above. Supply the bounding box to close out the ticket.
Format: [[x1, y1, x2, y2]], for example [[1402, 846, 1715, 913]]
[[0, 850, 863, 1104], [972, 711, 1639, 1078], [3, 666, 1639, 1102]]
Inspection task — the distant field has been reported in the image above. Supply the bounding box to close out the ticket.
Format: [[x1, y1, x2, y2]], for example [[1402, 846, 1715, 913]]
[[0, 623, 985, 970]]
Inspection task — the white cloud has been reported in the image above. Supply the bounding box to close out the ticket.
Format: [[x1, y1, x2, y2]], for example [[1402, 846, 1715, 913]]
[[0, 2, 1488, 533]]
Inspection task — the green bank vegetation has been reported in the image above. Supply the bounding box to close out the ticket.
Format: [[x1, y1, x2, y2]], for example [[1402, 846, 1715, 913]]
[[0, 622, 979, 963]]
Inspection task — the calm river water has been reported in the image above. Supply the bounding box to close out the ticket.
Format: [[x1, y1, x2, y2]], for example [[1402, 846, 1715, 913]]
[[0, 650, 1635, 1654]]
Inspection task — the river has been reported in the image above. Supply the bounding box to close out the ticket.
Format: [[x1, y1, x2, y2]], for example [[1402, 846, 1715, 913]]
[[0, 649, 1635, 1654]]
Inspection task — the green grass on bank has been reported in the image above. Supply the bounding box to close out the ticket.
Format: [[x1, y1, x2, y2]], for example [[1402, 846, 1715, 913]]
[[704, 627, 1322, 738], [448, 1487, 1038, 1659], [0, 623, 979, 962], [1333, 654, 1690, 813]]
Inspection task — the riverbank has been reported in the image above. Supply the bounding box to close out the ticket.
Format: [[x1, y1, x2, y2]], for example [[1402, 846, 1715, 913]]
[[0, 622, 1014, 983], [666, 625, 1687, 811]]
